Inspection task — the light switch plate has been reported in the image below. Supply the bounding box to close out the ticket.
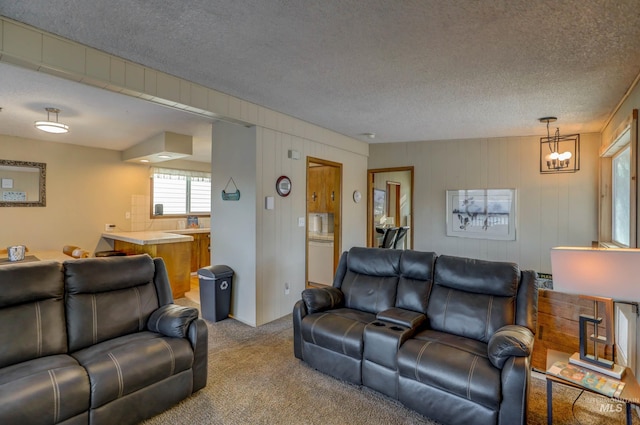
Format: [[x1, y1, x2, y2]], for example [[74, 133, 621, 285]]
[[265, 196, 275, 210], [298, 217, 305, 227]]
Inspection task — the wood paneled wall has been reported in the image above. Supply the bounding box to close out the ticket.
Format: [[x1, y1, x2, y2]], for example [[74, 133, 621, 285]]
[[369, 134, 600, 273]]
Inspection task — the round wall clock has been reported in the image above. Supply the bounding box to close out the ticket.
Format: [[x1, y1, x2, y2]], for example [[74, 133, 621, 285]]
[[276, 175, 292, 197], [353, 190, 362, 203]]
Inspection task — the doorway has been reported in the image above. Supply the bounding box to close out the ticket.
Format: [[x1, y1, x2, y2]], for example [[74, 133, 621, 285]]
[[367, 167, 414, 249], [306, 157, 342, 287]]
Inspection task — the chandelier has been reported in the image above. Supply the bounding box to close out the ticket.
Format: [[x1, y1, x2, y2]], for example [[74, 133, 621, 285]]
[[539, 117, 580, 174]]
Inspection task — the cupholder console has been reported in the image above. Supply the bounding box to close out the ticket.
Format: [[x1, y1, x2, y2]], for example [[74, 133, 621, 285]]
[[362, 308, 427, 399]]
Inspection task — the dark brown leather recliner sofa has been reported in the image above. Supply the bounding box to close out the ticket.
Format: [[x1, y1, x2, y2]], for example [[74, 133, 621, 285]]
[[293, 247, 538, 425], [0, 254, 208, 425]]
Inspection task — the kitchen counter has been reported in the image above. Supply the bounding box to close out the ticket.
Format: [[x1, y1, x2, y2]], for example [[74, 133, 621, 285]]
[[101, 231, 194, 245], [167, 228, 210, 235]]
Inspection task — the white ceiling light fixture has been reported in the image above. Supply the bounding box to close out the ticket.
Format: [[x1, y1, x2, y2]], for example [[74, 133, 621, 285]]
[[35, 107, 69, 134]]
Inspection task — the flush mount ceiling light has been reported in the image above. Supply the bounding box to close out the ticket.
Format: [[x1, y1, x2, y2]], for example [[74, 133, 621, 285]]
[[35, 107, 69, 134], [539, 117, 580, 174]]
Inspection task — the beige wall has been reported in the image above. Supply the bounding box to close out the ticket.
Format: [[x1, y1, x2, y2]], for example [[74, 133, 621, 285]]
[[0, 134, 208, 253], [369, 133, 600, 273]]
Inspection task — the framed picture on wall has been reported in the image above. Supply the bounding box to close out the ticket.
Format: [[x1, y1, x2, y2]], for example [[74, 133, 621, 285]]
[[446, 189, 516, 240]]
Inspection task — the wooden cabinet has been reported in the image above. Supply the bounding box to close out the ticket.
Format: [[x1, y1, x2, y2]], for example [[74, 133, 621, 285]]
[[308, 166, 339, 213], [113, 240, 191, 299], [190, 233, 211, 273]]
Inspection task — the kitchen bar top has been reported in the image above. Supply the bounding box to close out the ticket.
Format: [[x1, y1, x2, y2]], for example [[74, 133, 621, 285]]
[[102, 231, 194, 245]]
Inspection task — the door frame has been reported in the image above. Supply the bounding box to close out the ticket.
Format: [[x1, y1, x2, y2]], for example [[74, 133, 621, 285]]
[[306, 157, 342, 287], [367, 166, 414, 248]]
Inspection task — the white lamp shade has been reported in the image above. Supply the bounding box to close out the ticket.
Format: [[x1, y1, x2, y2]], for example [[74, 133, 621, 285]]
[[550, 246, 640, 302]]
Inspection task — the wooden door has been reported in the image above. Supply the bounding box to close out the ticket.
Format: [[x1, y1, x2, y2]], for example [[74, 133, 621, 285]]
[[306, 158, 342, 285]]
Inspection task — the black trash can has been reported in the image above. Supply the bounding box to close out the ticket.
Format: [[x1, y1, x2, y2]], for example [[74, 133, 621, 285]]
[[198, 265, 233, 322]]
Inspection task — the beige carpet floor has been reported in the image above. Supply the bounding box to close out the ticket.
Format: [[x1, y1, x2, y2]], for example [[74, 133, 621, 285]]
[[142, 299, 639, 425]]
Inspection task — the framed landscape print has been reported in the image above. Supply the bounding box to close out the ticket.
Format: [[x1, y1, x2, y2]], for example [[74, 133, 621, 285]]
[[446, 189, 516, 240]]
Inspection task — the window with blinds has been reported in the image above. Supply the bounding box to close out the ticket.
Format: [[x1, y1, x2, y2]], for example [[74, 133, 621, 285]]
[[151, 168, 211, 216]]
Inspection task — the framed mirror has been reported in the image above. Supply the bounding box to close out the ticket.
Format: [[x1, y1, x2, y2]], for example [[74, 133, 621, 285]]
[[0, 159, 46, 207]]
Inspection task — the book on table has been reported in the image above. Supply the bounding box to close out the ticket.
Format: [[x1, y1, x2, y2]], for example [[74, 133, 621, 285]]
[[547, 360, 626, 398]]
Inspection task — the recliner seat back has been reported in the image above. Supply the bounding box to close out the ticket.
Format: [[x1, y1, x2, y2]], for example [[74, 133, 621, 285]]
[[0, 261, 67, 368], [427, 255, 520, 343], [396, 250, 436, 313], [337, 247, 402, 314], [64, 254, 161, 352]]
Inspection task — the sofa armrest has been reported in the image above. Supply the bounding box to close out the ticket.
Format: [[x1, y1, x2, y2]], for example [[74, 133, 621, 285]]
[[292, 300, 307, 360], [301, 287, 344, 314], [187, 318, 208, 392], [487, 325, 534, 369], [147, 304, 199, 338], [376, 308, 426, 329]]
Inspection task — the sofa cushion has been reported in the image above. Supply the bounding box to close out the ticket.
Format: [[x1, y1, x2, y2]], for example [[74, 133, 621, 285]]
[[434, 255, 519, 296], [64, 254, 156, 293], [397, 329, 501, 410], [428, 255, 519, 343], [301, 308, 375, 359], [396, 250, 436, 313], [0, 261, 67, 368], [71, 331, 194, 409], [339, 247, 401, 314], [64, 255, 161, 352], [0, 354, 90, 424], [344, 247, 402, 277]]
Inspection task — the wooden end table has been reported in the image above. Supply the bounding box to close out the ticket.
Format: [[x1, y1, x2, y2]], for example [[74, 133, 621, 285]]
[[546, 349, 640, 425]]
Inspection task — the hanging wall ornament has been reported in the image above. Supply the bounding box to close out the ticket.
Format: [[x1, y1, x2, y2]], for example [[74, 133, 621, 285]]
[[221, 177, 241, 201]]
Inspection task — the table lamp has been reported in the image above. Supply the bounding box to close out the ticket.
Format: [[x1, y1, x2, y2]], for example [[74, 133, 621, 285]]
[[550, 246, 640, 379]]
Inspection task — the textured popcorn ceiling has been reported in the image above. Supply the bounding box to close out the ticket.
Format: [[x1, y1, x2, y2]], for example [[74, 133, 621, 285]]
[[1, 0, 640, 153]]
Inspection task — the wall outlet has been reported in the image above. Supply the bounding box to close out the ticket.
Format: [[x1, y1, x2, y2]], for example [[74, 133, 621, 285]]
[[104, 223, 116, 232], [284, 282, 290, 295]]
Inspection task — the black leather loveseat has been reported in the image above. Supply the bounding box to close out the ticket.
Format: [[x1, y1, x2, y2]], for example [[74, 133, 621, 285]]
[[0, 254, 208, 425], [293, 247, 537, 425]]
